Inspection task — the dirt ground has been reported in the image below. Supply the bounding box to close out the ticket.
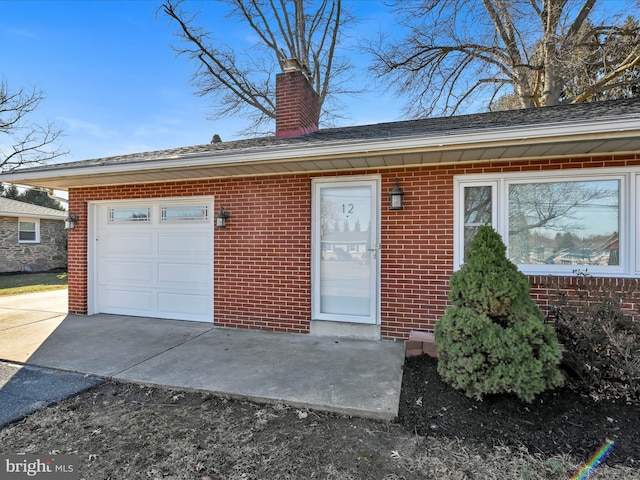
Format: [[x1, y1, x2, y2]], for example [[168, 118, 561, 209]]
[[1, 355, 639, 479]]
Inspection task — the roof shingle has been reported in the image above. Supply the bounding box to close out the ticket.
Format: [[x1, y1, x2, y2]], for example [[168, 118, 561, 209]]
[[0, 197, 67, 219], [15, 97, 640, 173]]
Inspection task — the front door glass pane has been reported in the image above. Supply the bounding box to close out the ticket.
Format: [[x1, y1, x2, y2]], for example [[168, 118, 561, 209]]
[[319, 185, 372, 316]]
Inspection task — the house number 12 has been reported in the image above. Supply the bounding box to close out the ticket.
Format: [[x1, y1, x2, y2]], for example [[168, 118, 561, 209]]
[[342, 204, 354, 214]]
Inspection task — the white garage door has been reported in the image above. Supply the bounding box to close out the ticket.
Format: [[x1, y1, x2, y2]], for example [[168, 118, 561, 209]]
[[95, 200, 214, 322]]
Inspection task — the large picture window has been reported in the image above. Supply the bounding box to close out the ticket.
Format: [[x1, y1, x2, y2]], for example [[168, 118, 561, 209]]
[[456, 170, 633, 276], [508, 180, 619, 266]]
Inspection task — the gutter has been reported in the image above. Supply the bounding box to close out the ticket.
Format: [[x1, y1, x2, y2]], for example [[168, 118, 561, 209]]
[[0, 212, 67, 220]]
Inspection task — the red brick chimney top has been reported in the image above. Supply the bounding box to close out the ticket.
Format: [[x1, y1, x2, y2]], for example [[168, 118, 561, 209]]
[[275, 59, 320, 139]]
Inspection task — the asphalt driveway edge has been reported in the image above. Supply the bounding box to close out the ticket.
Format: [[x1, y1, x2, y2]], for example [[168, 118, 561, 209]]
[[0, 361, 104, 429]]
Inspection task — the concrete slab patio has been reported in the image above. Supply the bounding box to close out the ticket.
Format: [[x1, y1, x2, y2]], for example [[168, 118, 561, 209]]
[[0, 290, 405, 420]]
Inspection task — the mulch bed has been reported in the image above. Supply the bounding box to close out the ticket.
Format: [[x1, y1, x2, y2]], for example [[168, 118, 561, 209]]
[[397, 355, 640, 468]]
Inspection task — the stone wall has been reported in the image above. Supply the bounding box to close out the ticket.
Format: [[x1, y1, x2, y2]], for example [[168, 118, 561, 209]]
[[0, 216, 68, 273]]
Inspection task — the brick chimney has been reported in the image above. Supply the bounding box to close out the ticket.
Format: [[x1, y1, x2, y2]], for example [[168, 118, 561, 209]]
[[275, 58, 320, 138]]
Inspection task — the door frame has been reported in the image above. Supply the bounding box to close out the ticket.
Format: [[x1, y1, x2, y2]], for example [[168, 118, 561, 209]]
[[311, 175, 381, 325]]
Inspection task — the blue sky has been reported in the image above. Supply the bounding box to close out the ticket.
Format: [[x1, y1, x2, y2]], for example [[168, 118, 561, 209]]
[[1, 0, 401, 163]]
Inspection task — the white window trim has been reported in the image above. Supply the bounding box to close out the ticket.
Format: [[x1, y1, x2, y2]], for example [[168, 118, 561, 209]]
[[454, 167, 637, 277], [18, 217, 40, 243]]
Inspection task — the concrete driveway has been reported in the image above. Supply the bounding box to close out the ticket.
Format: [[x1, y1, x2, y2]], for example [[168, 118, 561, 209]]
[[0, 290, 68, 363], [0, 290, 405, 421]]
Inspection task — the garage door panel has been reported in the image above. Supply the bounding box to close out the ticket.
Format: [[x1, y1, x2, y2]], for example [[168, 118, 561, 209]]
[[102, 261, 154, 283], [158, 292, 211, 316], [158, 263, 210, 285], [101, 289, 154, 312], [95, 201, 214, 323], [103, 234, 153, 254], [158, 233, 211, 255]]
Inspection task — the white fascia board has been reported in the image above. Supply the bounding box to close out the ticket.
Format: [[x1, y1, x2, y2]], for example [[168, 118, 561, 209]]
[[3, 116, 640, 184]]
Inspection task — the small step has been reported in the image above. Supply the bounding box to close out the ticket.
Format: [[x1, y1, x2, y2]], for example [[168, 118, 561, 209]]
[[404, 340, 424, 357], [405, 330, 438, 358], [409, 331, 434, 343]]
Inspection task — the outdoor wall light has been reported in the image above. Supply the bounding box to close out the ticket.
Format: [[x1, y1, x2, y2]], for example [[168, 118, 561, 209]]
[[215, 207, 230, 228], [64, 213, 79, 230], [389, 178, 405, 210]]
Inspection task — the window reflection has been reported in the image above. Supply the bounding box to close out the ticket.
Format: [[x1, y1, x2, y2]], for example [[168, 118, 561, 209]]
[[508, 180, 619, 266], [463, 185, 492, 260], [108, 207, 151, 223]]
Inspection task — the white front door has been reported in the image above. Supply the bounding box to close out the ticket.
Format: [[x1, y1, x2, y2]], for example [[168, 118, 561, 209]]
[[312, 177, 380, 324], [92, 199, 214, 322]]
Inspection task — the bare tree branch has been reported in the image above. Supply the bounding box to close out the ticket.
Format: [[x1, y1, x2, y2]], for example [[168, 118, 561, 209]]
[[567, 0, 598, 37], [162, 0, 355, 136], [369, 0, 640, 117], [572, 45, 640, 102], [0, 81, 67, 173]]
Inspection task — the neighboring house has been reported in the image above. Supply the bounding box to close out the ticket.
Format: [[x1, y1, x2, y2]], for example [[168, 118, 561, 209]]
[[2, 63, 640, 340], [0, 197, 67, 273], [321, 230, 370, 263]]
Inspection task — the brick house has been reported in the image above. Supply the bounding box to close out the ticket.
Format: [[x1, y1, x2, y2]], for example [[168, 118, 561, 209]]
[[0, 197, 67, 273], [2, 64, 640, 340]]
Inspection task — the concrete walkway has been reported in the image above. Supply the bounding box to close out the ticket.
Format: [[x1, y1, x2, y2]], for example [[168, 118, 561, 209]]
[[0, 290, 405, 420]]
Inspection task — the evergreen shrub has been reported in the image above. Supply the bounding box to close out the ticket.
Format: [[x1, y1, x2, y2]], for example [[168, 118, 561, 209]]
[[435, 226, 564, 402]]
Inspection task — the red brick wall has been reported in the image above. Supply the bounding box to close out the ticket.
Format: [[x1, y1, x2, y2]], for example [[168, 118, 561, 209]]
[[530, 275, 640, 319], [67, 153, 640, 339], [213, 176, 312, 333], [66, 197, 88, 315]]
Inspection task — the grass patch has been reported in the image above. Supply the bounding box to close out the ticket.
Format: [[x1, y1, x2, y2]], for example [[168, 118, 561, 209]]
[[0, 271, 68, 296]]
